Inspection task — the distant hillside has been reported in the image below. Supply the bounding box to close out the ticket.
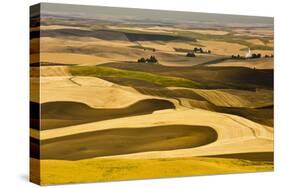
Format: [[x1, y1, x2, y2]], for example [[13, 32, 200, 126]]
[[30, 28, 196, 42]]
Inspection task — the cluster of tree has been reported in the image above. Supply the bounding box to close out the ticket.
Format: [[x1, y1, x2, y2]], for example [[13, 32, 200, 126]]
[[137, 56, 158, 64], [231, 53, 274, 59], [186, 52, 196, 57], [251, 53, 262, 59], [265, 54, 274, 58], [193, 47, 211, 54]]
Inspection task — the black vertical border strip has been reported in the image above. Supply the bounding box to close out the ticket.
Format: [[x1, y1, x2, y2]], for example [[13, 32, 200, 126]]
[[29, 3, 41, 185]]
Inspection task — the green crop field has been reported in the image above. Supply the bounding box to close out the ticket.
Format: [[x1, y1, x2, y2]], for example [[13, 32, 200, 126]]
[[70, 66, 203, 88]]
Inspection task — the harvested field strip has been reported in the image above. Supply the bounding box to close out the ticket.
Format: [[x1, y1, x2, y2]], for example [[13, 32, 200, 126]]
[[169, 87, 273, 108], [100, 62, 273, 90], [95, 76, 272, 109], [33, 157, 273, 185], [36, 99, 175, 130], [218, 106, 273, 127], [30, 66, 71, 77], [98, 77, 165, 89], [98, 77, 205, 100], [137, 88, 206, 101], [30, 108, 273, 159], [209, 152, 273, 162], [79, 76, 273, 127], [32, 125, 217, 160], [109, 27, 273, 50], [192, 89, 253, 108], [186, 99, 273, 127], [208, 58, 274, 70], [70, 66, 202, 88], [174, 30, 273, 50]]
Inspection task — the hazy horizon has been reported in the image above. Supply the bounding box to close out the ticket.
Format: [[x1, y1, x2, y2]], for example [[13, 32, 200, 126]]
[[31, 3, 273, 27]]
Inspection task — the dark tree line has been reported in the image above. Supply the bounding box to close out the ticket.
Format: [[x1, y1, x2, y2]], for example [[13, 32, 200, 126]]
[[231, 53, 273, 59], [265, 54, 274, 58]]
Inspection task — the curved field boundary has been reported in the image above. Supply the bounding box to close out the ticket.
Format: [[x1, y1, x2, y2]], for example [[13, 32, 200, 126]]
[[32, 108, 273, 159], [37, 76, 154, 109], [37, 99, 175, 130], [33, 125, 217, 160]]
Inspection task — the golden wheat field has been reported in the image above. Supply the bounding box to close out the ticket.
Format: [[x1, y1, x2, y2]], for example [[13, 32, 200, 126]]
[[30, 3, 274, 185]]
